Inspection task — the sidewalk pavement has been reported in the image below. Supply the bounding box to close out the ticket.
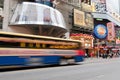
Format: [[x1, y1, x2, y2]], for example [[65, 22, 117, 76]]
[[82, 57, 120, 64]]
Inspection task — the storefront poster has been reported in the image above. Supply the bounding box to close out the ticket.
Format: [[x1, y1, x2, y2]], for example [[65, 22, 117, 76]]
[[107, 22, 115, 41]]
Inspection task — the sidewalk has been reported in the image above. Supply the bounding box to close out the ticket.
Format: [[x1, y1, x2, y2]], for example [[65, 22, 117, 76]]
[[82, 57, 120, 64]]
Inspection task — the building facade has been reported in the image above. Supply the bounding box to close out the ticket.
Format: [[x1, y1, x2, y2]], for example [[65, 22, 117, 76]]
[[1, 0, 67, 38], [2, 0, 120, 52]]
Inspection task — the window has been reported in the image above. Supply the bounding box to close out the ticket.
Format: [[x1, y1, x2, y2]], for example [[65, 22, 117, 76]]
[[0, 0, 3, 29], [67, 0, 81, 6], [81, 0, 91, 5]]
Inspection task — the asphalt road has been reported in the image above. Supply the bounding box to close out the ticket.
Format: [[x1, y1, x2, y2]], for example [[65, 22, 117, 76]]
[[0, 58, 120, 80]]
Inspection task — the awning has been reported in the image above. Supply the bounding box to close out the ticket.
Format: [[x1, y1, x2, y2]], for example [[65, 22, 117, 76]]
[[92, 13, 120, 26]]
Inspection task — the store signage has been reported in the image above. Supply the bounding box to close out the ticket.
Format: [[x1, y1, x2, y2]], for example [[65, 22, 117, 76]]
[[107, 22, 115, 41], [93, 24, 108, 39], [70, 33, 94, 48]]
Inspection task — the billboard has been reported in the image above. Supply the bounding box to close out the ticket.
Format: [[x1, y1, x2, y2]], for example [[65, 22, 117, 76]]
[[73, 9, 85, 27], [73, 9, 94, 29], [107, 22, 115, 41]]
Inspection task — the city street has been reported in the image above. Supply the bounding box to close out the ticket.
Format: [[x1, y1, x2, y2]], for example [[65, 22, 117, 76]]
[[1, 0, 120, 80], [0, 58, 120, 80]]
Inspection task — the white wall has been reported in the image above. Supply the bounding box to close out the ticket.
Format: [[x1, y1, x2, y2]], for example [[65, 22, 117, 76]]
[[106, 0, 120, 14]]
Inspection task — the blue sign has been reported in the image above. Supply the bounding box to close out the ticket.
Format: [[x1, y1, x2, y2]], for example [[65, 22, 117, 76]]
[[93, 24, 108, 39]]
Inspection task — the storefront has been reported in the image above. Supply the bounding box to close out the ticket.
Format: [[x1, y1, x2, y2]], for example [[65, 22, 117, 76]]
[[70, 33, 94, 57]]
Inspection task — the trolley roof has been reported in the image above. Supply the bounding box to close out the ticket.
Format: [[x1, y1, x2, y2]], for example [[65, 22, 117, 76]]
[[0, 31, 80, 42]]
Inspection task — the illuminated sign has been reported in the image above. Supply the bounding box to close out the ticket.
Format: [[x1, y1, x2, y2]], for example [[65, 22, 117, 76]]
[[107, 22, 115, 41], [93, 24, 108, 39]]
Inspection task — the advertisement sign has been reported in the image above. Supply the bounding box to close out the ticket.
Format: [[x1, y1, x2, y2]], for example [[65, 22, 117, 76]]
[[93, 24, 108, 39], [73, 9, 94, 29], [73, 9, 85, 27], [91, 0, 106, 13], [107, 22, 115, 41]]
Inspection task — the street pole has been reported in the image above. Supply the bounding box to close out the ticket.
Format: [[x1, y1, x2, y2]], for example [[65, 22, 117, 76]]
[[97, 39, 100, 58]]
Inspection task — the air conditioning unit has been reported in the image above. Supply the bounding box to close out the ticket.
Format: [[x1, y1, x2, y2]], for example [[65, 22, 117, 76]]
[[0, 8, 3, 17]]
